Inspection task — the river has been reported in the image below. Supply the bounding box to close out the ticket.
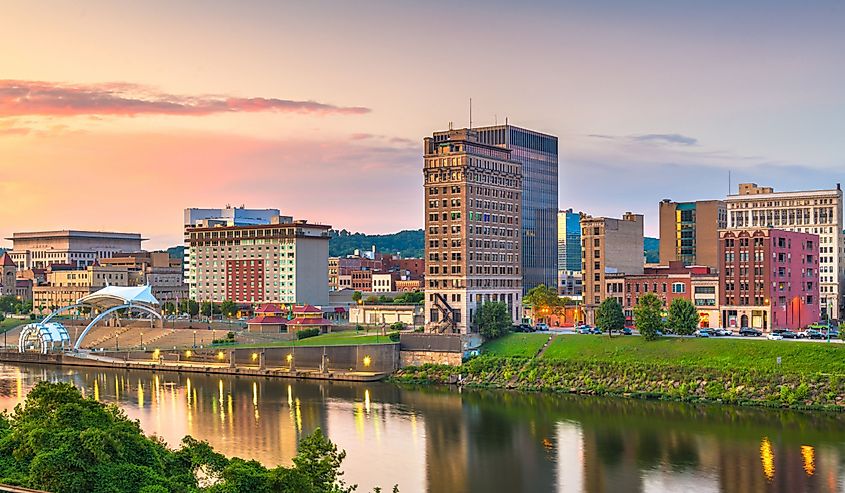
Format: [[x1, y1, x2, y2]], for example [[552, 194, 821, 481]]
[[0, 363, 843, 492]]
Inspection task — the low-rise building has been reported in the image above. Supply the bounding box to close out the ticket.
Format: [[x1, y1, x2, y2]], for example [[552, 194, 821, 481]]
[[7, 230, 144, 270], [99, 251, 188, 303], [32, 264, 131, 311], [372, 272, 399, 293], [349, 304, 424, 327]]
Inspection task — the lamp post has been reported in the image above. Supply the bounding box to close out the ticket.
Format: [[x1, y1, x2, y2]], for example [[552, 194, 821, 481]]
[[116, 334, 119, 352], [140, 331, 144, 347], [193, 330, 197, 349]]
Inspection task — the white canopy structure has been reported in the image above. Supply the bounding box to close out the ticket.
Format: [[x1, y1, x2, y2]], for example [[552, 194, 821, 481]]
[[18, 322, 70, 354], [26, 285, 163, 353]]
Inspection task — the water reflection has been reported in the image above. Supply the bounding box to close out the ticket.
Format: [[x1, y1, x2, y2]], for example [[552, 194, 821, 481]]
[[0, 364, 844, 493]]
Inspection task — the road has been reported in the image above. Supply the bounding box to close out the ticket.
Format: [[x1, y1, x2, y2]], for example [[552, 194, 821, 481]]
[[540, 327, 844, 343]]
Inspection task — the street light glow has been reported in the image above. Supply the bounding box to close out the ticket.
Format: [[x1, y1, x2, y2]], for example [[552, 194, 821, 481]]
[[363, 355, 372, 367]]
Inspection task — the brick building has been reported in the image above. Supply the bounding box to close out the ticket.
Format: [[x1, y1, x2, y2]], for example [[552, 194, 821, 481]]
[[719, 228, 819, 331]]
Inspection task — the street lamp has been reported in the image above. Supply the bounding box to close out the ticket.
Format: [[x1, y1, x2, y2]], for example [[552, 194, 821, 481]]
[[193, 330, 197, 349], [140, 331, 144, 347], [116, 334, 119, 352]]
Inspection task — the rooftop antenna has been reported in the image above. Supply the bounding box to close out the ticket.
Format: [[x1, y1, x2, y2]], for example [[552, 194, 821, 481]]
[[469, 97, 472, 129], [505, 116, 509, 126]]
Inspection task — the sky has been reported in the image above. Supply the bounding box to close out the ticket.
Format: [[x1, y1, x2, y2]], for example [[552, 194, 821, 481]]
[[0, 0, 843, 248]]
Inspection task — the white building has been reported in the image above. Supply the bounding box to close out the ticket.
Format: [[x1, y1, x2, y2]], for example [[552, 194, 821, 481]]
[[184, 219, 330, 305], [7, 230, 143, 270], [725, 183, 844, 319]]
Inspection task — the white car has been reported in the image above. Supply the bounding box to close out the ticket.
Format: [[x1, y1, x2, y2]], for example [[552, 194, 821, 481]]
[[767, 333, 784, 341]]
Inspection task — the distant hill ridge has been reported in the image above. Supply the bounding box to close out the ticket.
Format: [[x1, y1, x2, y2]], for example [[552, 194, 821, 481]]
[[166, 231, 658, 262]]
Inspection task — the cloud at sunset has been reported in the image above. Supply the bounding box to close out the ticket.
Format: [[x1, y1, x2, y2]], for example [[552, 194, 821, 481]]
[[0, 80, 370, 118]]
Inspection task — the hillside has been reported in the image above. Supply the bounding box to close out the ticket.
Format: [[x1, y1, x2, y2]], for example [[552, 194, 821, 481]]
[[166, 232, 658, 262], [329, 229, 424, 258]]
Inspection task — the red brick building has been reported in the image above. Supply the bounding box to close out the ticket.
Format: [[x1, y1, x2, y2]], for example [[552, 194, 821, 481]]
[[719, 228, 819, 331], [621, 262, 718, 327]]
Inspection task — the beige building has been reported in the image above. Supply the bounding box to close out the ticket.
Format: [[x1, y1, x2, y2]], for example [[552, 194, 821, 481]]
[[581, 213, 644, 323], [32, 265, 131, 310], [349, 304, 424, 327], [424, 128, 523, 333], [372, 272, 398, 293], [7, 230, 143, 270], [99, 251, 188, 303], [725, 183, 843, 318], [658, 199, 726, 268], [185, 219, 330, 305]]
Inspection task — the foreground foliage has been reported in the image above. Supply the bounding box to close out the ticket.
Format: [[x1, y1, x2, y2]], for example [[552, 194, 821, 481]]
[[394, 355, 845, 411], [0, 382, 392, 493]]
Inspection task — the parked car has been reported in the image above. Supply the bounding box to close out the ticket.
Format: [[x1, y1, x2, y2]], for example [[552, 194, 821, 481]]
[[805, 329, 825, 340], [511, 324, 528, 333], [534, 323, 549, 331], [590, 327, 603, 335], [577, 325, 593, 334], [694, 329, 711, 338], [773, 329, 797, 339], [767, 333, 784, 341], [826, 329, 840, 339], [714, 328, 733, 337], [622, 327, 633, 335], [739, 327, 762, 337]]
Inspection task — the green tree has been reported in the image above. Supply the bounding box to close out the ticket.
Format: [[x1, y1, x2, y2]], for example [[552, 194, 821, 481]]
[[475, 301, 511, 339], [595, 298, 625, 337], [220, 300, 237, 319], [634, 293, 664, 341], [351, 291, 363, 304], [162, 301, 176, 315], [0, 295, 16, 314], [364, 295, 379, 305], [523, 284, 561, 322], [201, 301, 214, 318], [666, 298, 699, 336], [0, 382, 391, 493]]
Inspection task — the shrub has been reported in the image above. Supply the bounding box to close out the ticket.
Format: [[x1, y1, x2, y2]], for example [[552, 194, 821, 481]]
[[296, 328, 321, 340], [388, 331, 400, 342], [390, 321, 407, 331]]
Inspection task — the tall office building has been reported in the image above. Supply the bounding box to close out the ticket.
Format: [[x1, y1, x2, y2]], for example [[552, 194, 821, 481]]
[[423, 128, 523, 334], [558, 209, 582, 272], [581, 213, 644, 323], [475, 124, 558, 292], [658, 199, 726, 268], [725, 183, 843, 319]]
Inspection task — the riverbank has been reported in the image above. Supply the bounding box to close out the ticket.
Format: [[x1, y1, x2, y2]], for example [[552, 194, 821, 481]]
[[393, 334, 845, 411]]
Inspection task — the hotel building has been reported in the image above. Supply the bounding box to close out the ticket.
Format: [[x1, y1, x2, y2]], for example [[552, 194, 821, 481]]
[[185, 219, 330, 305], [725, 183, 843, 318], [423, 128, 522, 333]]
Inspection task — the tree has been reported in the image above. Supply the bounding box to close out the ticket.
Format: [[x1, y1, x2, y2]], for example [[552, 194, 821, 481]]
[[666, 298, 699, 336], [595, 298, 625, 337], [187, 300, 200, 319], [0, 382, 391, 493], [220, 300, 237, 319], [475, 301, 511, 339], [162, 302, 176, 315], [523, 284, 561, 323], [351, 291, 363, 304], [634, 293, 664, 341], [364, 295, 379, 305], [200, 301, 214, 318]]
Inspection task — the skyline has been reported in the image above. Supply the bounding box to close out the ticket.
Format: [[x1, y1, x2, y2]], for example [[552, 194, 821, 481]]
[[2, 1, 844, 249]]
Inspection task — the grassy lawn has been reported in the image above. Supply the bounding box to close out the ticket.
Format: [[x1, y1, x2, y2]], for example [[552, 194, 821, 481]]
[[541, 334, 845, 374], [228, 331, 397, 348], [482, 333, 550, 358], [0, 318, 26, 332]]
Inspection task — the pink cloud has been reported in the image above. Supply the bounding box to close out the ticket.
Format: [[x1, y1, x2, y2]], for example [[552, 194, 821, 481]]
[[0, 80, 370, 117]]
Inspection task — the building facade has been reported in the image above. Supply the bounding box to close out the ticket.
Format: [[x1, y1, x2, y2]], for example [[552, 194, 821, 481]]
[[423, 128, 523, 333], [185, 219, 330, 305], [719, 228, 819, 331], [725, 183, 843, 319], [1, 254, 15, 297], [658, 199, 726, 268], [474, 124, 558, 293], [7, 230, 144, 270], [99, 251, 188, 303], [32, 264, 131, 310], [328, 256, 383, 291], [581, 213, 644, 323], [621, 262, 718, 328], [558, 209, 582, 273]]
